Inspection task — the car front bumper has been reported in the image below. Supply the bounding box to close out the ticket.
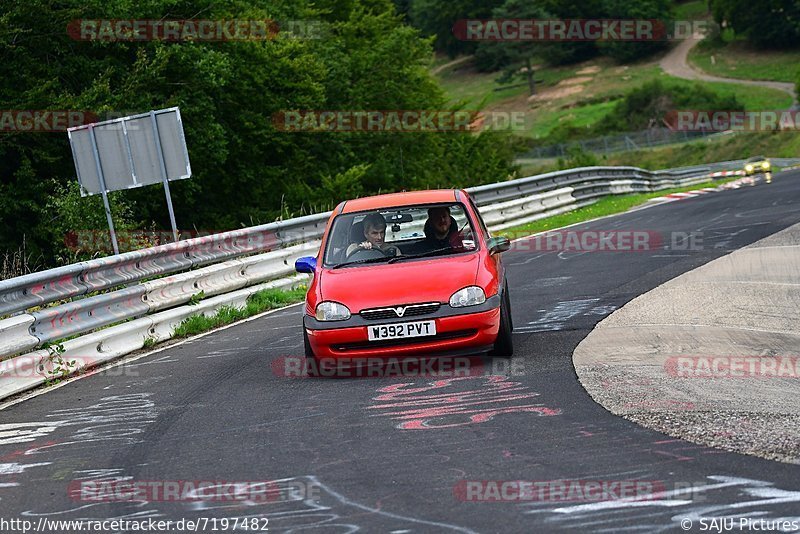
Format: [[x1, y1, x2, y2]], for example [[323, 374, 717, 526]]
[[745, 165, 770, 175], [304, 296, 501, 359]]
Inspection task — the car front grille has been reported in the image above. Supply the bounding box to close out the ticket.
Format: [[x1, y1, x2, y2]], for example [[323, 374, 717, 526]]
[[332, 329, 477, 351], [360, 302, 441, 321]]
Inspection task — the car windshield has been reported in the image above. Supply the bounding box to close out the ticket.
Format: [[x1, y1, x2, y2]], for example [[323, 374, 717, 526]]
[[746, 156, 766, 162], [323, 202, 479, 268]]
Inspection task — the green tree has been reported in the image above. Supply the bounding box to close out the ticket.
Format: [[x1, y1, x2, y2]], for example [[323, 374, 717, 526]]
[[408, 0, 500, 57], [474, 0, 551, 94], [597, 0, 672, 62], [0, 0, 519, 267], [711, 0, 800, 47]]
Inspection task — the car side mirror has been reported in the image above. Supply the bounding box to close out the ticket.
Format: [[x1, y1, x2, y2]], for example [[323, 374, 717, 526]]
[[295, 256, 317, 273], [487, 236, 510, 255]]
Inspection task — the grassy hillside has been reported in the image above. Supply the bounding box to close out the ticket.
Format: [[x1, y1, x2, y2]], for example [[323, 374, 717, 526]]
[[434, 56, 792, 140]]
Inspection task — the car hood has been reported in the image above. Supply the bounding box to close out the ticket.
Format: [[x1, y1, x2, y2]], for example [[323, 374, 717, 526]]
[[319, 254, 480, 312]]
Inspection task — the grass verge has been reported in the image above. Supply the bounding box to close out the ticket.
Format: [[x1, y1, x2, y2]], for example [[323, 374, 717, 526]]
[[498, 178, 736, 238], [173, 286, 307, 338], [603, 132, 800, 169], [689, 35, 800, 84]]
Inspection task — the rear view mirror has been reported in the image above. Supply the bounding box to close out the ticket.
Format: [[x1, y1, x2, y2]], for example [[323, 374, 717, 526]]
[[387, 212, 413, 224], [487, 236, 511, 255]]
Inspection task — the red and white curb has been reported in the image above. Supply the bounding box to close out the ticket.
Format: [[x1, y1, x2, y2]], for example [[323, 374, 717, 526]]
[[648, 187, 717, 203], [709, 170, 745, 178], [717, 176, 757, 190], [648, 173, 761, 203]]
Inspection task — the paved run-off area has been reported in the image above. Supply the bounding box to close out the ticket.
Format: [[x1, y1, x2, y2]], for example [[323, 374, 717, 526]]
[[575, 220, 800, 463]]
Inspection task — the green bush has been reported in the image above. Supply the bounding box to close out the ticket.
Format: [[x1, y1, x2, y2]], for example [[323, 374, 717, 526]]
[[594, 79, 744, 134], [556, 146, 599, 170]]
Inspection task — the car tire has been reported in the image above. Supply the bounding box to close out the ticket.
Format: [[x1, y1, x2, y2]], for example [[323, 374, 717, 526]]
[[304, 328, 321, 377], [492, 281, 514, 357]]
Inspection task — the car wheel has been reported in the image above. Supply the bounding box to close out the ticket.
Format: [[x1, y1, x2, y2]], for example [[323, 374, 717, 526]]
[[492, 281, 514, 357], [304, 328, 321, 377]]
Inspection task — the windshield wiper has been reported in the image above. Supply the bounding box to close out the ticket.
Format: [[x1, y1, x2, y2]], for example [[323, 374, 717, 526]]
[[387, 247, 452, 264], [332, 256, 392, 269]]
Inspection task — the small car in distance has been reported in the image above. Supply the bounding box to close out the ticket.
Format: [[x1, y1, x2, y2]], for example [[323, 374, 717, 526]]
[[744, 156, 771, 176], [294, 189, 513, 373]]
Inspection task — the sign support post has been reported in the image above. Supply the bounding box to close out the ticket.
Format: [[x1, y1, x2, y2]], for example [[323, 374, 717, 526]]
[[88, 125, 120, 255], [150, 111, 179, 243], [69, 107, 191, 253]]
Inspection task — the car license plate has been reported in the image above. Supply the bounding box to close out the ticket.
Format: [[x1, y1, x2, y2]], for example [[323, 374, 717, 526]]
[[368, 320, 436, 341]]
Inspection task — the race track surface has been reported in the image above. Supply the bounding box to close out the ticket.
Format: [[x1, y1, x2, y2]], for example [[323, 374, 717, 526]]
[[2, 171, 800, 533]]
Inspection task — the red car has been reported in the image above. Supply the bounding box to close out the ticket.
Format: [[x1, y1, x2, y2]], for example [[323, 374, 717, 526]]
[[295, 189, 512, 373]]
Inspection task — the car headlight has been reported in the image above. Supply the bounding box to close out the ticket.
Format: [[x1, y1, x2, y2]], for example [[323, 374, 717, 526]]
[[315, 301, 351, 321], [762, 162, 770, 168], [745, 165, 753, 171], [449, 286, 486, 308]]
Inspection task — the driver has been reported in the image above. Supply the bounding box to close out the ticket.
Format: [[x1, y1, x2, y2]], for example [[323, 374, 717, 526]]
[[346, 213, 401, 257]]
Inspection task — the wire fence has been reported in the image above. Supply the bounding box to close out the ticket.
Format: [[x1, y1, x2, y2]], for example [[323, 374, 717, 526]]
[[519, 128, 726, 160]]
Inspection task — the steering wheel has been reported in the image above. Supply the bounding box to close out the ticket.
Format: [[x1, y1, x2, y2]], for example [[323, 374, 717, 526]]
[[345, 247, 387, 261], [345, 245, 400, 261]]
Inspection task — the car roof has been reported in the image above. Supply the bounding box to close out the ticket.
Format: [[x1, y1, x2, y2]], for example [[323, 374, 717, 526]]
[[746, 155, 767, 161], [339, 189, 461, 214]]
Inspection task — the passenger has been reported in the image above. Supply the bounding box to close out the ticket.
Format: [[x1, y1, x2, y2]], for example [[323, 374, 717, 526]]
[[423, 206, 463, 250], [346, 212, 401, 257]]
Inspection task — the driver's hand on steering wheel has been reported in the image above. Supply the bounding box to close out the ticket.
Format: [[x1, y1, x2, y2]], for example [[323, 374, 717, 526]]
[[360, 241, 373, 250]]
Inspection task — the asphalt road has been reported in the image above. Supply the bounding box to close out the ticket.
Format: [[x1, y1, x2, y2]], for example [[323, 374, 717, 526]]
[[2, 171, 800, 533]]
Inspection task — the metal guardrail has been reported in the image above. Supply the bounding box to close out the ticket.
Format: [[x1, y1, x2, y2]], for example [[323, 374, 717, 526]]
[[0, 211, 330, 316], [1, 158, 798, 399]]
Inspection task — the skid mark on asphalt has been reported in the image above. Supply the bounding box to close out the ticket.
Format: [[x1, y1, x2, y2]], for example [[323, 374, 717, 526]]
[[524, 475, 800, 533], [507, 253, 548, 266], [0, 422, 63, 445], [366, 376, 561, 430], [24, 474, 478, 533], [125, 355, 179, 368], [182, 475, 479, 533], [196, 348, 247, 359], [18, 393, 158, 455], [515, 299, 617, 333], [515, 276, 572, 291]]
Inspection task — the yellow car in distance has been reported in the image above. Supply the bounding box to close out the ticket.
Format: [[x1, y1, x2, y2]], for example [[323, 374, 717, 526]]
[[744, 155, 771, 176]]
